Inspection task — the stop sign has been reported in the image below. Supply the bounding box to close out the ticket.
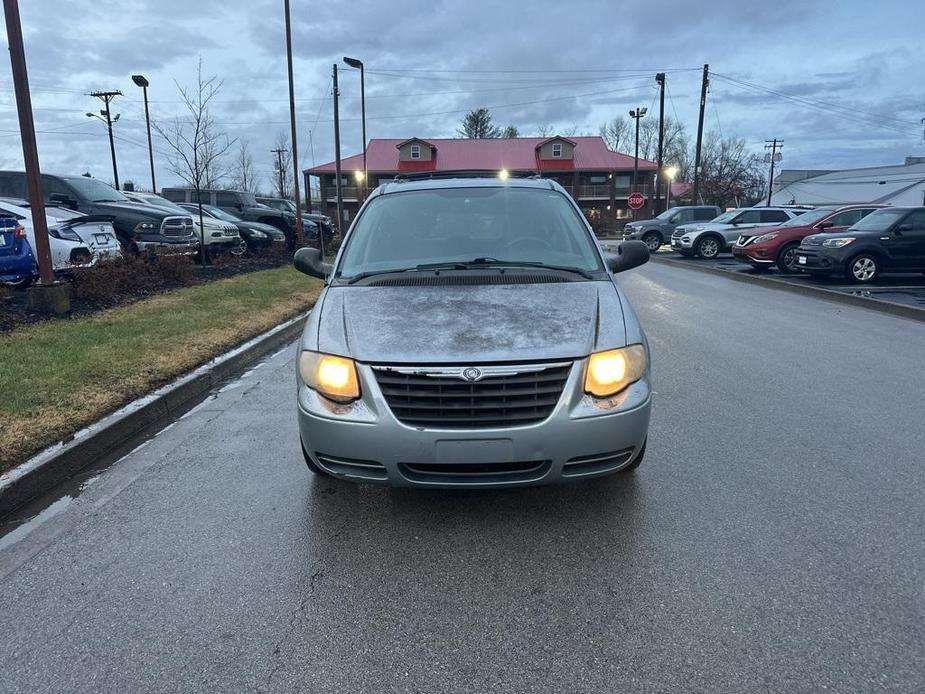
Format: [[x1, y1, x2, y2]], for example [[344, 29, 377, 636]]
[[628, 191, 646, 210]]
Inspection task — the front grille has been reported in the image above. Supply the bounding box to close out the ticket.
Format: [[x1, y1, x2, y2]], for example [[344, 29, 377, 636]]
[[373, 362, 572, 429], [398, 460, 551, 485], [736, 234, 761, 246], [672, 228, 685, 239], [161, 215, 194, 237]]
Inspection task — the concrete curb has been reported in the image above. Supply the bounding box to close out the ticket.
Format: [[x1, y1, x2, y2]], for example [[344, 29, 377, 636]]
[[649, 255, 925, 323], [0, 311, 309, 518]]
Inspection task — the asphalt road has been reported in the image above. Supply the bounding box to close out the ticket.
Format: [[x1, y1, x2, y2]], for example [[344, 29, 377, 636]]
[[2, 262, 924, 693]]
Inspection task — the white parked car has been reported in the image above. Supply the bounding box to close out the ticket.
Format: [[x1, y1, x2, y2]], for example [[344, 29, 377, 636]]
[[0, 197, 121, 270], [124, 192, 243, 255], [670, 206, 809, 259]]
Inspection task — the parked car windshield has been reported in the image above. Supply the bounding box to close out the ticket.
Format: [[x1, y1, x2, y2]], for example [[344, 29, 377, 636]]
[[709, 210, 740, 224], [848, 208, 908, 232], [204, 205, 242, 222], [777, 208, 835, 227], [337, 187, 604, 278], [63, 177, 128, 203]]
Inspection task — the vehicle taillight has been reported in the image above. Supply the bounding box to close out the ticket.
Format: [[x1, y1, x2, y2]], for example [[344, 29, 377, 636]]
[[14, 224, 26, 240]]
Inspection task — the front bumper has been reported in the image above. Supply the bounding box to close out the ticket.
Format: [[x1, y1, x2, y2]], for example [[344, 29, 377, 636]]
[[795, 247, 848, 274], [732, 244, 773, 264], [297, 359, 651, 488], [670, 235, 694, 251]]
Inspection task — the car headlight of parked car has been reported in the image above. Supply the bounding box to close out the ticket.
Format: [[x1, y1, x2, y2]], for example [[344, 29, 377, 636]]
[[299, 351, 360, 403], [133, 222, 157, 233], [754, 232, 779, 243], [251, 230, 267, 239], [822, 237, 855, 248], [584, 345, 647, 398]]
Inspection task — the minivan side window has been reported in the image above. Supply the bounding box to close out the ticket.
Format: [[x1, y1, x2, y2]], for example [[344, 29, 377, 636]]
[[214, 192, 239, 208], [760, 210, 790, 223]]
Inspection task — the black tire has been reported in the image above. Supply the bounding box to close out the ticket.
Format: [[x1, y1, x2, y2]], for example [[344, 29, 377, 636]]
[[776, 242, 801, 274], [619, 439, 647, 473], [301, 441, 330, 476], [695, 235, 722, 259], [846, 253, 879, 284], [641, 231, 663, 252]]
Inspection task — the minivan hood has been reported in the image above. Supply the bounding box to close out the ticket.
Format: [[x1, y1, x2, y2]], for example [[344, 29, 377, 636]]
[[314, 281, 627, 363]]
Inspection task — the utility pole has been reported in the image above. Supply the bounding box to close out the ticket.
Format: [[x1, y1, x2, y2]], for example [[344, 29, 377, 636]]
[[271, 147, 287, 197], [284, 0, 304, 245], [629, 106, 647, 220], [655, 72, 666, 214], [3, 0, 54, 287], [692, 63, 709, 204], [88, 90, 122, 189], [332, 63, 344, 241], [765, 139, 783, 206]]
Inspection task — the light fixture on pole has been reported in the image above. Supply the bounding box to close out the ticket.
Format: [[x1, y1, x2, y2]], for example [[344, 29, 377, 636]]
[[343, 56, 366, 199], [664, 165, 678, 210], [88, 90, 122, 189], [131, 74, 156, 193]]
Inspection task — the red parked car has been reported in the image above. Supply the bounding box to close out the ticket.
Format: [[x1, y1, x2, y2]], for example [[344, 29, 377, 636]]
[[732, 205, 883, 273]]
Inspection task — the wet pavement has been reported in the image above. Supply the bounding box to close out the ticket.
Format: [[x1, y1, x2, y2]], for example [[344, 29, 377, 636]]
[[2, 262, 924, 693]]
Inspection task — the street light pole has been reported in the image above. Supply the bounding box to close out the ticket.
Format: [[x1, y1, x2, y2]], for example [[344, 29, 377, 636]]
[[343, 57, 366, 199], [2, 0, 54, 285], [665, 165, 678, 211], [132, 75, 156, 192], [629, 106, 647, 220]]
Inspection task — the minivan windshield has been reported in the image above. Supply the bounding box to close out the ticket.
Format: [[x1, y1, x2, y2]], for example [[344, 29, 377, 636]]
[[847, 208, 908, 232], [63, 177, 128, 203], [337, 187, 604, 278]]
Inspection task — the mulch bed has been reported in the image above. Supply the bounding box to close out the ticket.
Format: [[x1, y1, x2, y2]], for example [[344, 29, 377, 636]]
[[1, 249, 297, 333]]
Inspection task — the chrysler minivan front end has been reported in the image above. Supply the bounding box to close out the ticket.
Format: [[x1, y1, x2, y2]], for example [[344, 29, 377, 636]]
[[294, 177, 652, 488]]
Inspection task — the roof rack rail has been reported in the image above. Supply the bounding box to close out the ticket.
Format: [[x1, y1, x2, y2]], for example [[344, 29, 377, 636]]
[[392, 170, 543, 182]]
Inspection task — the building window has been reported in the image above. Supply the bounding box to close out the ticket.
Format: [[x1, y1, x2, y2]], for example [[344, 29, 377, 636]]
[[552, 143, 562, 158], [410, 144, 421, 160]]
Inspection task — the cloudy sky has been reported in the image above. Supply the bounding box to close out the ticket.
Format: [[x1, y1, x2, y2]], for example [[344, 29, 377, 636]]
[[1, 0, 923, 192]]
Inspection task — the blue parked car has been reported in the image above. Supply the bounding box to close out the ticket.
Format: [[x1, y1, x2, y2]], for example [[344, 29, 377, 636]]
[[0, 215, 39, 287]]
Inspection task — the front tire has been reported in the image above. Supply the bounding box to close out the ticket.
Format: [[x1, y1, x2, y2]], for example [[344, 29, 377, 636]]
[[776, 242, 801, 274], [695, 235, 721, 259], [642, 231, 662, 252], [847, 254, 879, 284]]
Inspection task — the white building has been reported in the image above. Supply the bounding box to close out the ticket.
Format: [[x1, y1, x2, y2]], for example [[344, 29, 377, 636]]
[[771, 157, 925, 207]]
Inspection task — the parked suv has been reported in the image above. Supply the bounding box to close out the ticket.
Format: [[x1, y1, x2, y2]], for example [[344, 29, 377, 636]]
[[732, 205, 881, 273], [795, 207, 925, 283], [0, 172, 197, 254], [623, 205, 721, 251], [162, 188, 296, 240], [292, 176, 652, 487], [256, 196, 334, 243], [671, 206, 806, 258]]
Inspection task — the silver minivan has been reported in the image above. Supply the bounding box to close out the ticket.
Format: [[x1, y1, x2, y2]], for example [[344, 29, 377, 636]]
[[293, 176, 652, 488]]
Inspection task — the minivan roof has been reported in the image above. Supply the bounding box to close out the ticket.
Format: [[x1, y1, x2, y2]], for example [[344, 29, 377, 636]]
[[379, 177, 557, 196]]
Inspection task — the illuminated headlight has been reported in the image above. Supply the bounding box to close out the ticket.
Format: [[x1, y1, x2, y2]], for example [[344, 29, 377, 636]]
[[822, 237, 855, 248], [584, 345, 647, 398], [754, 232, 778, 243], [299, 351, 360, 403]]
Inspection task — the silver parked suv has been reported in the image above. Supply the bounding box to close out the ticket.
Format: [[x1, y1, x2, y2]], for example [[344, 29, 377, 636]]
[[671, 206, 805, 258], [292, 176, 653, 488]]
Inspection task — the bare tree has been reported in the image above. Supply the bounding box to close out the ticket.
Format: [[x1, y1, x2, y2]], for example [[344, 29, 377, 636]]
[[152, 58, 236, 263], [600, 117, 630, 152], [697, 133, 766, 207], [231, 141, 258, 192], [271, 133, 293, 198], [537, 123, 554, 137]]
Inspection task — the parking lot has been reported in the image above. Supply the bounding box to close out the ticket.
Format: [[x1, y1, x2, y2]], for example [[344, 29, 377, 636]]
[[3, 261, 924, 693]]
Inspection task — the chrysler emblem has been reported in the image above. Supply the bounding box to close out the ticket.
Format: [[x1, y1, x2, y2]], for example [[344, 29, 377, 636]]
[[461, 367, 482, 382]]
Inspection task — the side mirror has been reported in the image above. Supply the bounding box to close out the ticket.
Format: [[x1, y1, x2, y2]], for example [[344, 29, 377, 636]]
[[605, 240, 650, 273], [817, 221, 834, 230], [293, 247, 330, 279]]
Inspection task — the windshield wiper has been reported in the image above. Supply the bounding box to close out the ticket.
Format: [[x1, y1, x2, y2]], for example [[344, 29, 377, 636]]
[[465, 258, 595, 279]]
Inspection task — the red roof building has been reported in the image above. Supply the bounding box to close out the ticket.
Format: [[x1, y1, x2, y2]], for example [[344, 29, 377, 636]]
[[306, 136, 658, 227]]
